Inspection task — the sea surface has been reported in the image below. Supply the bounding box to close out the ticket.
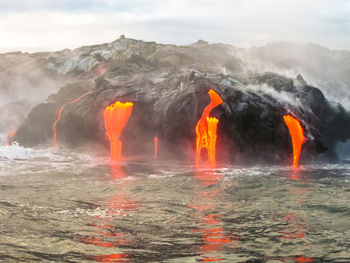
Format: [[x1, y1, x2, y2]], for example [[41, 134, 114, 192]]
[[0, 144, 349, 262]]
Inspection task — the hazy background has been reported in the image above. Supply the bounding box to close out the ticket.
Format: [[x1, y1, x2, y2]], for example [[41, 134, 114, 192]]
[[0, 0, 350, 53]]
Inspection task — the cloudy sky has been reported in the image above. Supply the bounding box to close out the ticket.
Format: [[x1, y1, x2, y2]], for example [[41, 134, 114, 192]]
[[0, 0, 349, 52]]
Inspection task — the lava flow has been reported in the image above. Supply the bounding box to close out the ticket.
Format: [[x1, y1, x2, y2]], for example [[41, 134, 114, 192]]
[[154, 137, 158, 160], [103, 101, 133, 161], [7, 129, 17, 146], [196, 89, 223, 168], [283, 114, 305, 168], [52, 91, 92, 148]]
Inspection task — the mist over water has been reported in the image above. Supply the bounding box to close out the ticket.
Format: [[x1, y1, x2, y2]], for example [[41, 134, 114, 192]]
[[0, 145, 349, 262], [1, 37, 350, 262]]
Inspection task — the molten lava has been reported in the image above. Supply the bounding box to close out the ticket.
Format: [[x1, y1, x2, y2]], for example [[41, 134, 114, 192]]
[[154, 137, 158, 160], [52, 91, 92, 148], [7, 129, 17, 146], [196, 89, 223, 168], [103, 101, 133, 161], [283, 114, 305, 168]]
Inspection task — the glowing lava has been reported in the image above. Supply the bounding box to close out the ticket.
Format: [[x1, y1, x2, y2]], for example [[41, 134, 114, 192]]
[[7, 129, 17, 146], [52, 91, 92, 148], [196, 89, 223, 168], [103, 101, 133, 161], [154, 137, 158, 160], [283, 114, 305, 168]]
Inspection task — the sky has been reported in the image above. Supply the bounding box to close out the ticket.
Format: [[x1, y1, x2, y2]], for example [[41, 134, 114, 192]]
[[0, 0, 349, 53]]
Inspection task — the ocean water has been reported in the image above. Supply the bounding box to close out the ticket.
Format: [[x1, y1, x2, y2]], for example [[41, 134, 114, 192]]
[[0, 144, 349, 262]]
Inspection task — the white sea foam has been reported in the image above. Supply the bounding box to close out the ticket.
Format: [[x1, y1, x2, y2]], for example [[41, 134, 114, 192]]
[[0, 143, 36, 160], [0, 144, 103, 177]]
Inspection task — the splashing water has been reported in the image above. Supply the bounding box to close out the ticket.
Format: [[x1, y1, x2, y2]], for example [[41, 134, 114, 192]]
[[103, 101, 133, 161], [196, 89, 223, 168]]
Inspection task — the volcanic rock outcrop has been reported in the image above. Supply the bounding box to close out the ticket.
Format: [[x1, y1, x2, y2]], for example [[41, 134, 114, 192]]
[[11, 72, 350, 164], [5, 36, 350, 164]]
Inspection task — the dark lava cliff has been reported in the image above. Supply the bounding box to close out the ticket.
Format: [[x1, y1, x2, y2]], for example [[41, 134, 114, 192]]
[[5, 36, 350, 164]]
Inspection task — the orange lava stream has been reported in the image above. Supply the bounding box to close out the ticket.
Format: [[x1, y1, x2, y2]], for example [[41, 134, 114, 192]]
[[7, 129, 17, 146], [196, 89, 223, 168], [103, 101, 133, 161], [154, 137, 158, 160], [283, 114, 305, 168], [52, 91, 92, 148]]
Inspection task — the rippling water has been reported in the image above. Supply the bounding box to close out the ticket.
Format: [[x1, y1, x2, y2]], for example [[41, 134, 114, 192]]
[[0, 145, 349, 262]]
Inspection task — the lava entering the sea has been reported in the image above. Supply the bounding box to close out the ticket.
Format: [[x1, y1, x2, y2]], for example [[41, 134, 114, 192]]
[[7, 129, 17, 146], [154, 137, 158, 160], [103, 101, 133, 161], [283, 114, 305, 168], [52, 91, 92, 148], [196, 89, 223, 168]]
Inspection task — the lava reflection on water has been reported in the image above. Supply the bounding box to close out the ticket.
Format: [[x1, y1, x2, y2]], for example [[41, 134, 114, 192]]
[[78, 164, 138, 262], [278, 170, 313, 262], [190, 170, 238, 261]]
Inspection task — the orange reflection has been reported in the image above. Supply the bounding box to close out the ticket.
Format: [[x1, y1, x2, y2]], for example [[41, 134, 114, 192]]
[[195, 171, 223, 187], [278, 256, 313, 263], [78, 164, 138, 262], [283, 115, 305, 168], [110, 163, 126, 180], [190, 170, 238, 261], [196, 89, 223, 168], [104, 101, 133, 161], [94, 253, 129, 262], [295, 256, 313, 262], [280, 213, 306, 240], [278, 172, 313, 262]]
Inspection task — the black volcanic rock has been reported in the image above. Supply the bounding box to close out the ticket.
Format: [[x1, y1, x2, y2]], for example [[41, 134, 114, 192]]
[[2, 37, 350, 108], [11, 71, 350, 164], [0, 99, 32, 133], [3, 37, 350, 163]]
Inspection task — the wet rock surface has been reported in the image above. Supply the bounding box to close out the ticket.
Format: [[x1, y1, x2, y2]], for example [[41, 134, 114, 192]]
[[11, 69, 350, 164], [4, 36, 350, 163]]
